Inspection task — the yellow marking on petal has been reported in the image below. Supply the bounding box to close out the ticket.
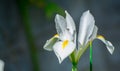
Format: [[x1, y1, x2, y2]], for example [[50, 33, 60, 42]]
[[54, 34, 59, 38], [97, 35, 105, 40], [62, 40, 69, 49]]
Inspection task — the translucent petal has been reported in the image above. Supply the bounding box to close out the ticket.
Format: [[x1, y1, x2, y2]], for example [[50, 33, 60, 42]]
[[55, 14, 67, 36], [97, 36, 115, 54], [53, 41, 75, 63], [0, 60, 4, 71], [43, 35, 58, 51], [78, 10, 95, 45]]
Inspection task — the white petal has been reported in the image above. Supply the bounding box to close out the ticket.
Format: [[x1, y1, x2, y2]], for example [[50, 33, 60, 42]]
[[53, 41, 75, 63], [55, 14, 67, 36], [89, 25, 98, 40], [106, 41, 115, 54], [0, 60, 4, 71], [65, 11, 76, 35], [43, 35, 58, 51], [97, 36, 115, 54], [78, 10, 95, 45], [65, 11, 76, 43], [59, 30, 73, 41]]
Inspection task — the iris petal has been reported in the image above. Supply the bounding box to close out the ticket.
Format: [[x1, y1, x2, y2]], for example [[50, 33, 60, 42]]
[[53, 41, 75, 63], [55, 14, 67, 36], [89, 25, 98, 40], [97, 35, 115, 54], [78, 10, 95, 46], [65, 11, 76, 35], [43, 35, 58, 51], [65, 11, 76, 43]]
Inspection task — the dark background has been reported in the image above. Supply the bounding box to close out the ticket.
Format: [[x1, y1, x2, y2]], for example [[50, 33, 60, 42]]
[[0, 0, 120, 71]]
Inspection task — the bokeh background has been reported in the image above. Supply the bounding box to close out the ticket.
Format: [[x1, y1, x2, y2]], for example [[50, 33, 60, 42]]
[[0, 0, 120, 71]]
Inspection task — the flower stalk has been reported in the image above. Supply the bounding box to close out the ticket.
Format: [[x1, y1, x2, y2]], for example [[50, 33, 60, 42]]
[[72, 64, 77, 71], [90, 41, 93, 71]]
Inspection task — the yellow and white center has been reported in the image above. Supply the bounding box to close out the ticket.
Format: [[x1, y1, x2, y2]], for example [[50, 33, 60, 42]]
[[62, 40, 69, 49]]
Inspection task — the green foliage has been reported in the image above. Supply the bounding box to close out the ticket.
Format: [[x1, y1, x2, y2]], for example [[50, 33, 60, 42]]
[[30, 0, 64, 19], [44, 2, 64, 19]]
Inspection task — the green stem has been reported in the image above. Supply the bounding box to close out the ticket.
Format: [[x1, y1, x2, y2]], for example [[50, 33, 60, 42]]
[[72, 64, 77, 71], [90, 41, 92, 71]]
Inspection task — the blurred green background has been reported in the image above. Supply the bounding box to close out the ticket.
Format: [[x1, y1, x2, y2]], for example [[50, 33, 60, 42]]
[[0, 0, 120, 71]]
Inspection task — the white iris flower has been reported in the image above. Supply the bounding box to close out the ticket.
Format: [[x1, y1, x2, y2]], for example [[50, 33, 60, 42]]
[[43, 10, 114, 64]]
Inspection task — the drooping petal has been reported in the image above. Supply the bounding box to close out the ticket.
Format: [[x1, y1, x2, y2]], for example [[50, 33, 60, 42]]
[[78, 10, 95, 45], [97, 35, 115, 54], [43, 34, 59, 51], [53, 41, 75, 63], [55, 14, 67, 36], [65, 11, 76, 43], [0, 60, 4, 71]]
